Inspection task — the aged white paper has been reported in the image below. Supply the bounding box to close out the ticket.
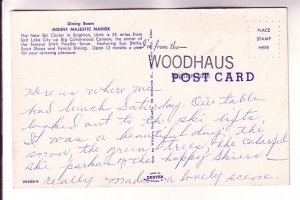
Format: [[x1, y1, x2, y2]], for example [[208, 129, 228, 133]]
[[11, 8, 289, 188]]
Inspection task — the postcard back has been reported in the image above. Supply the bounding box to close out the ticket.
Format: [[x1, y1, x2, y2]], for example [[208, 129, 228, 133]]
[[11, 9, 289, 187]]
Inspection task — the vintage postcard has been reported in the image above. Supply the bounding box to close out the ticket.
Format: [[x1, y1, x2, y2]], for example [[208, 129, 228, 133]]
[[11, 8, 289, 188]]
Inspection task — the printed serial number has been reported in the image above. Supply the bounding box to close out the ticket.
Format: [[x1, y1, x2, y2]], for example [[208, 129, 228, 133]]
[[22, 179, 39, 184]]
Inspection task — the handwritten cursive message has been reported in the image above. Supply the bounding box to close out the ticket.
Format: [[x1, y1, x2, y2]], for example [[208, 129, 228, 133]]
[[17, 78, 288, 187]]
